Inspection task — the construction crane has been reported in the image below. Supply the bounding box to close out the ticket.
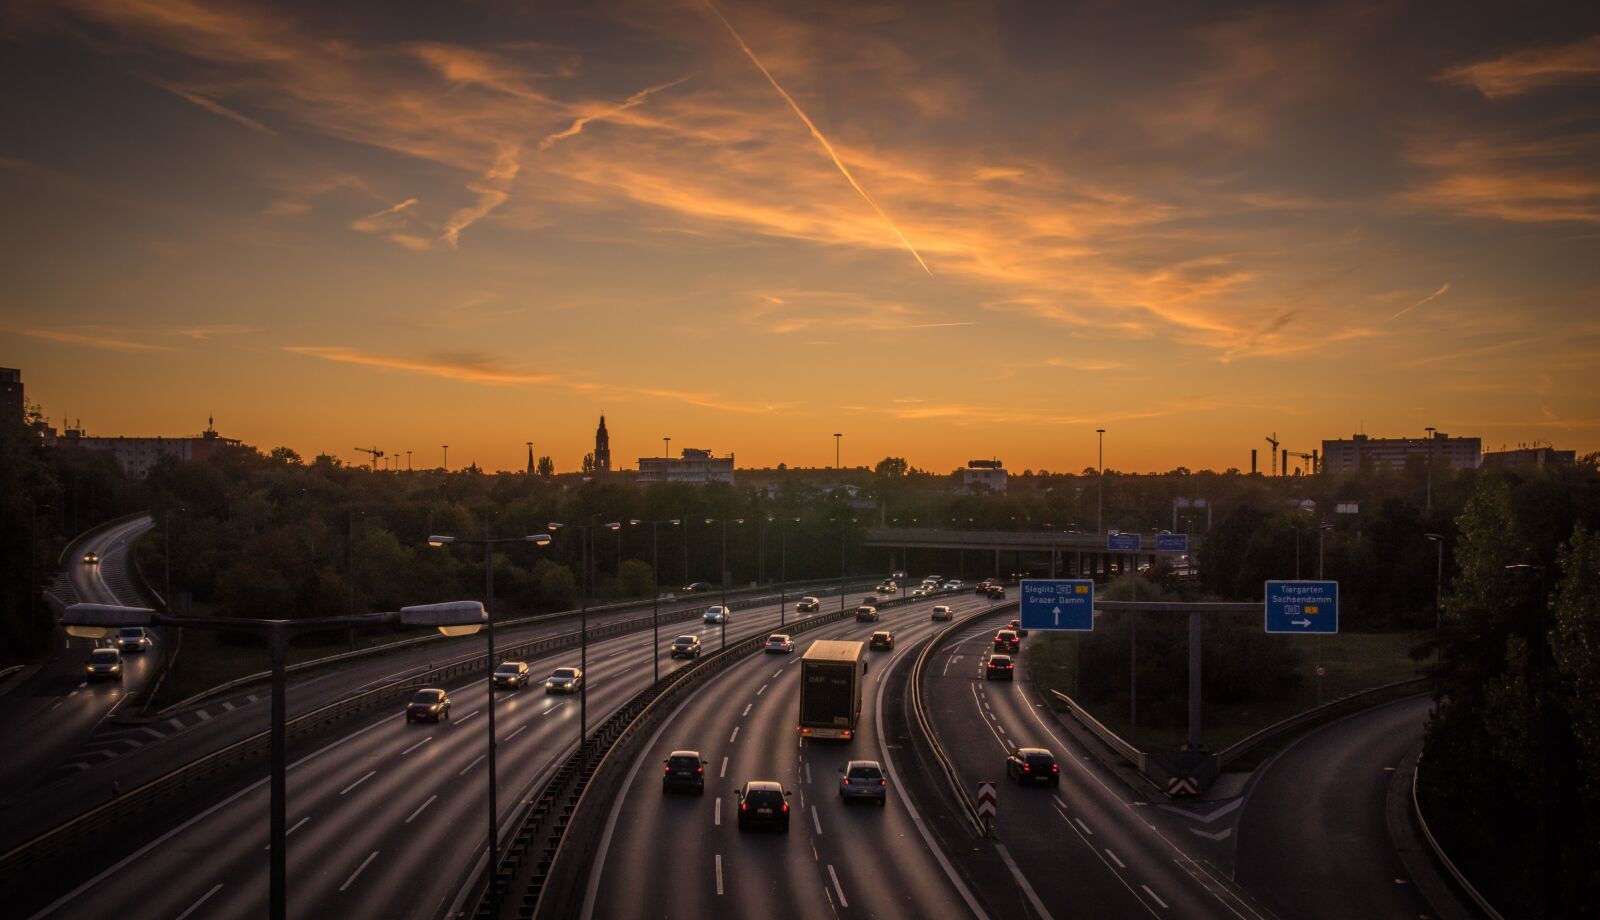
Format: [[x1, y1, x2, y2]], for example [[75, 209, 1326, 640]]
[[1286, 450, 1318, 475], [354, 446, 384, 470], [1265, 433, 1280, 476]]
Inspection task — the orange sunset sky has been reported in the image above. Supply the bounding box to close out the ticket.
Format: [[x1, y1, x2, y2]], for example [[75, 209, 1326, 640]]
[[2, 0, 1597, 473]]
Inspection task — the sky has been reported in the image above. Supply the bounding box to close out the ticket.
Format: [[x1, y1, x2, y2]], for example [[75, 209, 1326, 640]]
[[2, 0, 1598, 474]]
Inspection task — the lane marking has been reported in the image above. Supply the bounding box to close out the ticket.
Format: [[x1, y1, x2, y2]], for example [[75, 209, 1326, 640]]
[[757, 684, 768, 695], [340, 770, 376, 796], [263, 816, 310, 849], [714, 797, 721, 826], [719, 756, 728, 778], [455, 710, 480, 725], [1143, 885, 1170, 909], [773, 669, 783, 679], [742, 703, 752, 717], [729, 727, 739, 743], [805, 762, 812, 785], [167, 718, 184, 731], [996, 843, 1053, 920], [174, 884, 222, 920], [339, 850, 379, 891], [195, 710, 212, 722], [400, 737, 431, 756], [406, 795, 437, 824], [459, 754, 486, 776], [1106, 848, 1126, 869], [505, 724, 529, 741], [1076, 818, 1094, 836], [715, 854, 724, 896], [222, 701, 236, 712], [812, 805, 823, 835], [827, 864, 848, 907]]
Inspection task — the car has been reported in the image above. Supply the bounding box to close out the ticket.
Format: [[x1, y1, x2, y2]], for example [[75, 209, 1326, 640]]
[[875, 581, 898, 594], [987, 584, 1007, 599], [985, 653, 1015, 680], [975, 580, 993, 595], [839, 760, 888, 805], [943, 580, 963, 590], [703, 605, 729, 624], [493, 660, 531, 689], [924, 575, 944, 585], [890, 570, 907, 579], [994, 629, 1020, 652], [545, 666, 584, 694], [796, 596, 821, 612], [765, 633, 795, 654], [684, 582, 713, 593], [736, 781, 792, 831], [869, 630, 894, 650], [855, 605, 879, 622], [910, 587, 928, 597], [670, 635, 702, 659], [931, 605, 954, 621], [115, 626, 152, 653], [861, 596, 879, 606], [85, 648, 122, 681], [662, 750, 708, 794], [82, 551, 100, 565], [406, 687, 451, 722], [1007, 618, 1028, 637], [1006, 747, 1060, 786]]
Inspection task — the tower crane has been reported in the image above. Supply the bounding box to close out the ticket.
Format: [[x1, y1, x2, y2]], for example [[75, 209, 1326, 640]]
[[1265, 433, 1280, 476], [1285, 449, 1318, 475], [354, 446, 384, 470]]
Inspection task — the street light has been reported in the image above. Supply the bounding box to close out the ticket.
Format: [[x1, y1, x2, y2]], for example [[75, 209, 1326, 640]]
[[834, 432, 842, 469], [425, 531, 550, 911], [546, 521, 620, 740], [61, 600, 486, 920], [705, 518, 744, 648], [639, 519, 681, 682], [1096, 428, 1106, 535], [771, 516, 800, 627], [442, 444, 449, 470]]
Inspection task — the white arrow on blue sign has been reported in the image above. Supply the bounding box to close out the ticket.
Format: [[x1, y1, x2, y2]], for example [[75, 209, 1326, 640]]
[[1264, 580, 1339, 634], [1020, 579, 1095, 631]]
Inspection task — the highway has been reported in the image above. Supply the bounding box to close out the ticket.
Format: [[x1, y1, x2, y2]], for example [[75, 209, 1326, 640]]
[[26, 588, 927, 919], [0, 515, 158, 805], [586, 592, 994, 920], [922, 608, 1271, 919]]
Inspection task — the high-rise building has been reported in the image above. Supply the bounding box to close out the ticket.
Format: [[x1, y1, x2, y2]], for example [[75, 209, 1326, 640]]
[[594, 415, 611, 474], [1, 367, 21, 423], [1482, 446, 1576, 472], [47, 417, 242, 478], [636, 448, 734, 484], [1321, 432, 1481, 474], [962, 459, 1008, 493]]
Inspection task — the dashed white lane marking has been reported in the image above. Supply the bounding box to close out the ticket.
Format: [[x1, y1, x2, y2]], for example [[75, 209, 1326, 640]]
[[339, 850, 379, 891], [455, 710, 480, 725], [715, 854, 724, 895], [812, 805, 823, 835], [729, 727, 740, 743], [340, 770, 376, 796], [742, 703, 752, 717], [757, 684, 768, 695], [996, 843, 1054, 920], [719, 757, 728, 778], [1076, 818, 1094, 836], [167, 718, 184, 731], [195, 710, 212, 722], [406, 795, 437, 824], [505, 724, 529, 741], [400, 737, 431, 756], [263, 816, 310, 848], [714, 797, 722, 826], [1105, 848, 1126, 869], [805, 762, 812, 785], [1142, 885, 1170, 909], [827, 864, 849, 907], [1054, 794, 1068, 809], [222, 701, 236, 712], [246, 694, 258, 703], [174, 883, 223, 920], [773, 669, 783, 679], [459, 754, 486, 776]]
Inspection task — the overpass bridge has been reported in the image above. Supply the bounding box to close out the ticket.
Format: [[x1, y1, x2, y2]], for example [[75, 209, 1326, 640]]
[[861, 527, 1200, 580]]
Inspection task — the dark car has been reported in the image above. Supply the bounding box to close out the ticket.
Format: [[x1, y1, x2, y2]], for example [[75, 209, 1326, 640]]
[[994, 629, 1021, 653], [1006, 747, 1060, 786], [855, 605, 880, 622], [85, 648, 122, 682], [987, 584, 1007, 599], [1007, 618, 1027, 636], [545, 667, 584, 694], [796, 596, 820, 612], [82, 551, 100, 565], [493, 661, 530, 689], [662, 750, 707, 794], [684, 581, 713, 593], [984, 654, 1015, 680], [670, 635, 702, 659], [869, 630, 894, 650], [839, 760, 888, 805], [736, 781, 792, 832], [975, 580, 992, 595], [406, 688, 451, 722], [115, 627, 152, 653]]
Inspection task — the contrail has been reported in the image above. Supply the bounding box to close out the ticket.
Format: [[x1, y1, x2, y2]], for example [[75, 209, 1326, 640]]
[[702, 0, 932, 275], [539, 76, 691, 151], [1390, 282, 1450, 321]]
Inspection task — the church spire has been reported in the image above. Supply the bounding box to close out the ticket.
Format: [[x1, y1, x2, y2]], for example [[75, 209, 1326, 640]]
[[594, 414, 611, 474]]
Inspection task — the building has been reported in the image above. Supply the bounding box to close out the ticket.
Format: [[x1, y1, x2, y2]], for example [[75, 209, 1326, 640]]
[[636, 448, 735, 484], [1482, 446, 1577, 473], [1321, 432, 1481, 474], [1, 367, 21, 423], [48, 417, 242, 478], [593, 415, 611, 474], [962, 459, 1008, 493]]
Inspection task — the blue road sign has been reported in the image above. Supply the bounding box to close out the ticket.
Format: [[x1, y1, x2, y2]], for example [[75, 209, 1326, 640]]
[[1264, 580, 1339, 634], [1020, 579, 1094, 631], [1107, 532, 1142, 552], [1156, 533, 1188, 552]]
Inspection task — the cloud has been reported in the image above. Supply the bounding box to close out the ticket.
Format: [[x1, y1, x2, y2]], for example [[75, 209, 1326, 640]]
[[538, 76, 691, 151], [1440, 35, 1600, 99], [441, 146, 519, 247], [173, 324, 259, 339], [153, 81, 276, 134], [1401, 132, 1600, 224], [743, 290, 973, 335], [285, 346, 556, 384], [20, 327, 173, 351], [1388, 282, 1451, 321]]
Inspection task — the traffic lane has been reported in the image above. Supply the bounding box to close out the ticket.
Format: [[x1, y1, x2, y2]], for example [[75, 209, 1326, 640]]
[[1234, 695, 1434, 920], [589, 599, 986, 920], [64, 515, 153, 605]]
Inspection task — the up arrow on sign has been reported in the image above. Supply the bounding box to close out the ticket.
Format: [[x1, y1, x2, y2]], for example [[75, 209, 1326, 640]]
[[1052, 605, 1062, 625]]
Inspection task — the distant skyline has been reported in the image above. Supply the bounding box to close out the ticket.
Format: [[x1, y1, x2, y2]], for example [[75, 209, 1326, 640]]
[[3, 1, 1598, 473]]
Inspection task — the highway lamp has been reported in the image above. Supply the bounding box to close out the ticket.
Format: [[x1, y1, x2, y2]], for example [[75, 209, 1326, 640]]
[[1316, 522, 1333, 705], [61, 600, 485, 920], [442, 444, 449, 471], [705, 518, 744, 648], [834, 432, 842, 469], [425, 532, 550, 911], [773, 517, 798, 627], [1096, 428, 1106, 535], [646, 519, 681, 683]]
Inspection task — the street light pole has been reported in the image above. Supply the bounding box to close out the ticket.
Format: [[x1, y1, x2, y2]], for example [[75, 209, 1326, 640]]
[[442, 444, 449, 470], [1096, 428, 1106, 534], [835, 432, 842, 469]]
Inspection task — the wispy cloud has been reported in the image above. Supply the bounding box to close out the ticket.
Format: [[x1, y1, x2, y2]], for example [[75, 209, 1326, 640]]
[[539, 76, 690, 151], [441, 146, 519, 247], [154, 81, 276, 134], [1440, 35, 1600, 99], [1389, 282, 1451, 321], [173, 324, 259, 339], [286, 346, 556, 384], [20, 328, 172, 352]]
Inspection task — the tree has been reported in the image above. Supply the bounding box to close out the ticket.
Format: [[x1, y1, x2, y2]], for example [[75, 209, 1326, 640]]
[[537, 456, 554, 478], [582, 453, 595, 474], [875, 457, 908, 478], [268, 446, 303, 466]]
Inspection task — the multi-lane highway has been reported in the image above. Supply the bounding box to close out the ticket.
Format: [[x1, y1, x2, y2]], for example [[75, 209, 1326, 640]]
[[923, 609, 1272, 920], [585, 593, 997, 920], [0, 515, 158, 805], [26, 588, 932, 919]]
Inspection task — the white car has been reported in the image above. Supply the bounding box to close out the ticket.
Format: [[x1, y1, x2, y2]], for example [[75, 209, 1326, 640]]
[[931, 605, 953, 621], [875, 582, 898, 594], [942, 580, 963, 590], [703, 606, 728, 624]]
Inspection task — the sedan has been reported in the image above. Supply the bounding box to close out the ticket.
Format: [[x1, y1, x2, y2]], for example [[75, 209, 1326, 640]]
[[1007, 618, 1028, 637], [85, 648, 122, 681], [115, 627, 152, 653], [1006, 747, 1060, 786], [736, 781, 792, 832], [545, 667, 584, 694], [875, 582, 898, 594], [406, 687, 451, 722], [984, 654, 1015, 680], [930, 605, 953, 621], [795, 596, 821, 612], [684, 582, 713, 592], [493, 661, 531, 689], [670, 635, 702, 659], [987, 584, 1007, 599], [869, 630, 894, 651], [854, 605, 880, 622], [839, 760, 888, 805], [994, 629, 1021, 653], [703, 606, 729, 624], [662, 750, 707, 794], [82, 551, 100, 565], [764, 634, 795, 654]]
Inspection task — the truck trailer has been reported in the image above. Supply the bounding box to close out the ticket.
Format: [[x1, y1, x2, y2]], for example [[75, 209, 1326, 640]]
[[797, 639, 866, 740]]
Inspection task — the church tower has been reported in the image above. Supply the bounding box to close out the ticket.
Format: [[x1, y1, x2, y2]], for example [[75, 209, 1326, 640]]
[[594, 415, 611, 474]]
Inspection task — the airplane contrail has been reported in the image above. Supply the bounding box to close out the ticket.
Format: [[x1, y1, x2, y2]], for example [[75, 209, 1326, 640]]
[[702, 0, 932, 275], [539, 76, 691, 151], [1389, 282, 1451, 321]]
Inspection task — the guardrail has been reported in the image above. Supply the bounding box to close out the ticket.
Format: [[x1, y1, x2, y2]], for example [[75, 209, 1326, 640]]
[[1412, 748, 1507, 920], [1217, 676, 1430, 768], [498, 588, 960, 920], [1048, 688, 1142, 765]]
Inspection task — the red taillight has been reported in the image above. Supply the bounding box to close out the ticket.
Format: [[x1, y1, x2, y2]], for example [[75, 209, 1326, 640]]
[[1052, 764, 1060, 773], [880, 779, 887, 785], [740, 801, 748, 811], [1022, 764, 1031, 772], [843, 778, 850, 785], [697, 766, 704, 774], [664, 765, 671, 774], [1006, 663, 1013, 669], [782, 802, 789, 813]]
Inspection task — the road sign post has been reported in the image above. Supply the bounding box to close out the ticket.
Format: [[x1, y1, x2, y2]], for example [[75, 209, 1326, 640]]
[[976, 781, 997, 837], [1156, 533, 1188, 553], [1107, 532, 1141, 552], [1264, 580, 1339, 634], [1020, 579, 1094, 631]]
